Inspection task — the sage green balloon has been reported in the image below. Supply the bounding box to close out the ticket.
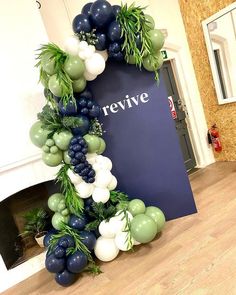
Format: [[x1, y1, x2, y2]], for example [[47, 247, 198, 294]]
[[48, 193, 64, 212], [52, 212, 69, 230], [53, 131, 73, 150], [143, 51, 164, 72], [41, 53, 56, 75], [83, 134, 101, 153], [42, 150, 63, 166], [97, 138, 106, 155], [148, 29, 165, 51], [130, 214, 157, 243], [145, 206, 166, 233], [48, 74, 62, 97], [145, 14, 155, 30], [72, 77, 86, 93], [127, 54, 136, 65], [128, 199, 146, 216], [29, 121, 50, 148], [63, 150, 71, 164], [64, 56, 85, 80]]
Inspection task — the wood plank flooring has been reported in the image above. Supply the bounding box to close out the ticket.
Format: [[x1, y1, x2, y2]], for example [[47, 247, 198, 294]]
[[3, 162, 236, 295]]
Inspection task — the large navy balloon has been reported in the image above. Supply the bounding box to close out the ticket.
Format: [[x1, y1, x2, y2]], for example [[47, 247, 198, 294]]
[[95, 32, 107, 51], [80, 231, 96, 251], [45, 254, 65, 273], [67, 251, 88, 273], [43, 229, 57, 247], [112, 5, 121, 17], [90, 0, 113, 28], [68, 214, 88, 230], [71, 115, 90, 136], [81, 2, 93, 17], [58, 99, 77, 116], [107, 20, 122, 42], [72, 14, 92, 34], [74, 88, 93, 100], [108, 42, 121, 54], [54, 246, 66, 258], [58, 235, 75, 248], [55, 270, 76, 287]]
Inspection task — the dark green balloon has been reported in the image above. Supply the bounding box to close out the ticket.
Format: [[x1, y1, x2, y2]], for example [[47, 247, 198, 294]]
[[148, 29, 165, 51], [130, 214, 157, 243], [29, 121, 50, 148]]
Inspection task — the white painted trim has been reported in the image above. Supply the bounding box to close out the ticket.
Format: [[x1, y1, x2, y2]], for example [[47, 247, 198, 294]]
[[202, 2, 236, 105], [163, 42, 215, 168]]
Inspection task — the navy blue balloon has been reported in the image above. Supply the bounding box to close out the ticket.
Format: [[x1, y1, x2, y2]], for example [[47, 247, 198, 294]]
[[58, 99, 77, 116], [68, 214, 88, 230], [67, 250, 88, 273], [45, 254, 65, 273], [58, 235, 75, 249], [112, 51, 124, 62], [72, 14, 92, 34], [43, 230, 57, 247], [71, 115, 89, 136], [90, 0, 113, 28], [89, 104, 101, 118], [77, 97, 88, 108], [108, 42, 121, 54], [112, 5, 121, 17], [76, 88, 93, 100], [55, 270, 76, 287], [107, 20, 122, 42], [135, 33, 142, 50], [54, 246, 66, 258], [84, 196, 94, 207], [81, 2, 93, 17], [95, 32, 107, 51], [80, 231, 96, 251]]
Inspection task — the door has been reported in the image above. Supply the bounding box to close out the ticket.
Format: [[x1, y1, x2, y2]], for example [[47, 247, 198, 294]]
[[161, 60, 196, 171]]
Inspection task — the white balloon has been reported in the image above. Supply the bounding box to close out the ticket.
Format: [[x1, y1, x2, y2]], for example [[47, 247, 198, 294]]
[[94, 237, 119, 262], [109, 216, 125, 234], [64, 36, 80, 55], [107, 176, 117, 191], [86, 153, 97, 165], [95, 170, 113, 188], [85, 53, 105, 75], [115, 210, 133, 223], [84, 70, 97, 81], [88, 44, 96, 53], [67, 169, 82, 185], [92, 187, 110, 203], [98, 220, 116, 238], [75, 182, 94, 199], [96, 50, 108, 61], [115, 232, 134, 251], [133, 240, 141, 245], [95, 155, 112, 170], [78, 40, 89, 51], [78, 51, 88, 60]]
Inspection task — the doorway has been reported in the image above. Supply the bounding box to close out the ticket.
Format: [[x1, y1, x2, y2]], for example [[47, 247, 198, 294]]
[[161, 61, 196, 171]]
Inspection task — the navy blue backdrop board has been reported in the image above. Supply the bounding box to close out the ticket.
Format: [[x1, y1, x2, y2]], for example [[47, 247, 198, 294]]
[[89, 61, 197, 221]]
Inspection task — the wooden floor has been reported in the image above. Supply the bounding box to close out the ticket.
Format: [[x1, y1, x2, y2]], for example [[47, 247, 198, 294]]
[[3, 162, 236, 295]]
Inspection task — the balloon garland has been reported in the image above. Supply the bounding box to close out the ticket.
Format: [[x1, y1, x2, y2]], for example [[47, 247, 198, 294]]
[[30, 1, 166, 287]]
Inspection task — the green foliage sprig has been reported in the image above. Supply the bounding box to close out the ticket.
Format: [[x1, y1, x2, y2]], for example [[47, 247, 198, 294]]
[[36, 43, 75, 107], [56, 164, 84, 216], [119, 209, 134, 251], [49, 223, 101, 275], [89, 118, 103, 137], [76, 30, 98, 45]]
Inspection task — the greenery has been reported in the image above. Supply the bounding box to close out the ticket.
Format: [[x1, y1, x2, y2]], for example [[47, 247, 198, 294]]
[[76, 30, 98, 46], [56, 164, 84, 216], [119, 209, 134, 251], [88, 118, 103, 137], [49, 223, 101, 275], [36, 43, 75, 106], [21, 208, 48, 238]]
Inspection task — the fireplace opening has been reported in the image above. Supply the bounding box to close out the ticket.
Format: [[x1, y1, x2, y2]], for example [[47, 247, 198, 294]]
[[0, 180, 60, 270]]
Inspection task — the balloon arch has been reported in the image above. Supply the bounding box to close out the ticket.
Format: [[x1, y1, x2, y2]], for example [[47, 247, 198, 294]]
[[30, 0, 165, 287]]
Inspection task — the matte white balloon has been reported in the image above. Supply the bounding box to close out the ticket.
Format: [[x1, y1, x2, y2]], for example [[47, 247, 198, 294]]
[[95, 155, 112, 170], [75, 182, 94, 199], [88, 45, 95, 53], [78, 51, 88, 60], [64, 36, 80, 55], [95, 170, 113, 188], [94, 237, 119, 262], [67, 169, 82, 185], [109, 216, 125, 234], [98, 220, 116, 238], [92, 187, 110, 203], [84, 70, 97, 81], [85, 53, 105, 76], [78, 40, 89, 51], [86, 153, 97, 165], [107, 175, 117, 190], [96, 50, 108, 61], [115, 232, 134, 251]]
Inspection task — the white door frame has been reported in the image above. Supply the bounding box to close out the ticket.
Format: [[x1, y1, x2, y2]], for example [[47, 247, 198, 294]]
[[163, 42, 215, 168]]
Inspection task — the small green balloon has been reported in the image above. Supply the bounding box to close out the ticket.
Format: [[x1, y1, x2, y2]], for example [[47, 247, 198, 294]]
[[148, 29, 165, 51], [61, 208, 69, 216], [64, 56, 85, 80], [50, 146, 59, 154], [42, 145, 50, 153], [143, 52, 163, 72], [53, 131, 73, 151], [51, 212, 69, 230], [48, 193, 64, 212], [83, 134, 101, 153], [145, 206, 166, 233], [29, 121, 50, 148], [42, 150, 63, 167], [97, 138, 106, 155], [46, 139, 55, 147], [72, 77, 86, 93], [130, 214, 157, 243], [127, 55, 136, 65], [128, 199, 146, 216], [41, 53, 56, 76], [63, 150, 71, 164], [145, 14, 155, 30], [48, 74, 62, 97]]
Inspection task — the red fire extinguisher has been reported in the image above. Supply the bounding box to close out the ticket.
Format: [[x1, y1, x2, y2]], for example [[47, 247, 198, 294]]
[[208, 124, 222, 152]]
